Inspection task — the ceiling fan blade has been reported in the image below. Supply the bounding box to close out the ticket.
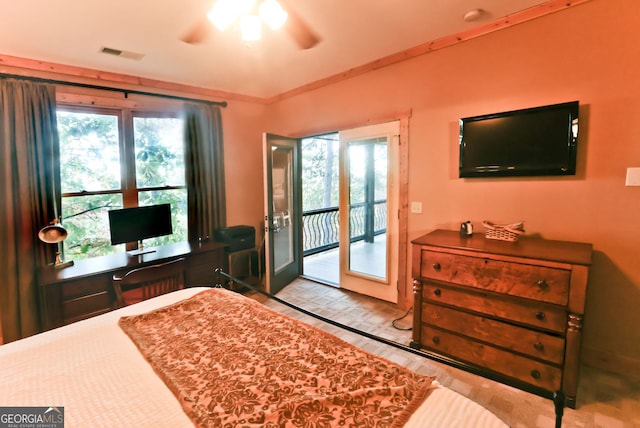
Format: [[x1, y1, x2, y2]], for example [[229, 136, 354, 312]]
[[181, 17, 211, 44], [280, 0, 321, 49]]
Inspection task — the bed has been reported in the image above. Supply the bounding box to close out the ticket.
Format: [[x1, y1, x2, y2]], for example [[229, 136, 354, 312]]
[[0, 287, 508, 427]]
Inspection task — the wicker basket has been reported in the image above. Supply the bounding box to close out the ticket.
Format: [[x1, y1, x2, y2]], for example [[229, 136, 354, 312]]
[[482, 221, 525, 242]]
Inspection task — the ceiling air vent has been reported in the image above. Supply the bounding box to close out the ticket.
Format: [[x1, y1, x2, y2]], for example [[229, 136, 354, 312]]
[[100, 46, 145, 61]]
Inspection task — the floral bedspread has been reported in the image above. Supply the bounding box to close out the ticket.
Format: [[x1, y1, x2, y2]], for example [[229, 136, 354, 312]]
[[119, 288, 434, 427]]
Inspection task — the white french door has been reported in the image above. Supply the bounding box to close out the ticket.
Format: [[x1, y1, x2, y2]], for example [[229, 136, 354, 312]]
[[338, 121, 400, 303]]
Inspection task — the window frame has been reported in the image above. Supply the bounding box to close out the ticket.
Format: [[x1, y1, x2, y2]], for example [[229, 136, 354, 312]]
[[57, 103, 187, 255]]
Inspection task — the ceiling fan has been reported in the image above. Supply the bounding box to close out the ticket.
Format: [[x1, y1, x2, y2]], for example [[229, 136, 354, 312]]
[[182, 0, 321, 50]]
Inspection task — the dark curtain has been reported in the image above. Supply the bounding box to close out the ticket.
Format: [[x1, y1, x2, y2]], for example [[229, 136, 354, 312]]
[[184, 103, 226, 241], [0, 78, 60, 342]]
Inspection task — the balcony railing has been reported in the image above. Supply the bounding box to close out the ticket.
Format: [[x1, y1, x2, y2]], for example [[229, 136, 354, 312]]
[[303, 200, 386, 256]]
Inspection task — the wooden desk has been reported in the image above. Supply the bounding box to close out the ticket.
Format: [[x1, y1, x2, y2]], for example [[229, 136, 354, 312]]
[[38, 240, 228, 330]]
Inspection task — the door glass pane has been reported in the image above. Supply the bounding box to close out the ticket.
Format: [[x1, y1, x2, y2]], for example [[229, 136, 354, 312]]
[[272, 145, 294, 273], [347, 137, 387, 279]]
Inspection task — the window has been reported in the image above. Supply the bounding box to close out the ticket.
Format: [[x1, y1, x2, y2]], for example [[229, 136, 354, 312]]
[[57, 106, 187, 260]]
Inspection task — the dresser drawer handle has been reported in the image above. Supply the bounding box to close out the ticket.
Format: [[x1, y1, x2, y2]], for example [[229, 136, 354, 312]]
[[535, 311, 546, 321], [537, 279, 549, 290], [433, 288, 441, 297], [530, 369, 541, 380], [432, 336, 440, 345], [533, 342, 545, 352], [432, 263, 441, 272]]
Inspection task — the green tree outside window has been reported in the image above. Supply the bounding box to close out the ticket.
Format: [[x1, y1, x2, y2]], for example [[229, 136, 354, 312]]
[[57, 108, 187, 260]]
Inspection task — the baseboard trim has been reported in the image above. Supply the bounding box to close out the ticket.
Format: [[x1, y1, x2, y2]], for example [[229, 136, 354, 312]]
[[582, 347, 640, 378]]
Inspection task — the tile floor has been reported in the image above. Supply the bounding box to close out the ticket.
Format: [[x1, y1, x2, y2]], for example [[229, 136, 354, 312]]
[[246, 278, 640, 428]]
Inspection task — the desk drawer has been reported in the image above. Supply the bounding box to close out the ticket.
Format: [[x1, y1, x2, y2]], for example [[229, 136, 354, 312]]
[[420, 251, 570, 305], [422, 283, 567, 333], [187, 265, 217, 286], [186, 251, 226, 286], [420, 325, 562, 391], [422, 302, 565, 364], [62, 291, 112, 322], [62, 276, 110, 299]]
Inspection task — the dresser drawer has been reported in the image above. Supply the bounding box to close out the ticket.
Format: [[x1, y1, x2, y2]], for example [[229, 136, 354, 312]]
[[420, 325, 562, 391], [411, 230, 592, 408], [422, 283, 567, 333], [419, 251, 570, 305], [422, 302, 565, 364]]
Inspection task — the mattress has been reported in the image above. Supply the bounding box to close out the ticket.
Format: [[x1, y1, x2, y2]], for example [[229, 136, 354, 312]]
[[0, 287, 508, 427]]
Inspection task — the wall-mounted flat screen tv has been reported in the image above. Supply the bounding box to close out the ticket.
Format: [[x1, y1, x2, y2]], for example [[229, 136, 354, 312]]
[[459, 101, 579, 177], [108, 203, 173, 247]]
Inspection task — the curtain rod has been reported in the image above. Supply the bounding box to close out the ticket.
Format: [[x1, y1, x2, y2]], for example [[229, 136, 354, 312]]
[[1, 73, 228, 107]]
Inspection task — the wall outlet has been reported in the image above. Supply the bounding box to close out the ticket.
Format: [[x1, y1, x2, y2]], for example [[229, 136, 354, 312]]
[[625, 167, 640, 186], [411, 201, 423, 214]]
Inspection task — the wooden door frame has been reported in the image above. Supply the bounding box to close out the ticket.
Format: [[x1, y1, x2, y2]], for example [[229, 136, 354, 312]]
[[290, 109, 412, 309]]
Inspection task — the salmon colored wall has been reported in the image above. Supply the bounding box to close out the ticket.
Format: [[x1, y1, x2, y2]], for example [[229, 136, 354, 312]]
[[221, 100, 269, 239], [247, 0, 640, 366]]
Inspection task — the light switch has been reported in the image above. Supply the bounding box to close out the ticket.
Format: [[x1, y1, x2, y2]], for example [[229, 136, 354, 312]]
[[411, 201, 423, 214], [625, 167, 640, 186]]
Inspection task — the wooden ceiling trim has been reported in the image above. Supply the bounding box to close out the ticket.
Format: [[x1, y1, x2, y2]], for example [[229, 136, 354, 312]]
[[266, 0, 593, 104], [0, 55, 262, 105], [0, 0, 593, 105]]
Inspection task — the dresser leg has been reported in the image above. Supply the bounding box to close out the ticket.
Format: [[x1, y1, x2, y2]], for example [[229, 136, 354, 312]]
[[553, 390, 565, 428], [411, 279, 423, 347]]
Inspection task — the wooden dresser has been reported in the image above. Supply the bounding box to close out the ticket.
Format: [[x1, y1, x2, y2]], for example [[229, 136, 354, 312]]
[[38, 240, 228, 331], [410, 229, 592, 409]]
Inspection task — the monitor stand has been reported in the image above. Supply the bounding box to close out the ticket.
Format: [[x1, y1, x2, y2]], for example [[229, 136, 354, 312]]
[[126, 240, 156, 257]]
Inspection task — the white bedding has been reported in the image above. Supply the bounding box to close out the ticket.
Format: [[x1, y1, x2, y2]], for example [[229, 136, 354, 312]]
[[0, 288, 507, 427]]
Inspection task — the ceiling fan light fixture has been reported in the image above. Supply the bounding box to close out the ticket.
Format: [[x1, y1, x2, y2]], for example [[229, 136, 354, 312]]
[[259, 0, 288, 30], [240, 15, 262, 41], [208, 1, 236, 31], [208, 0, 256, 31]]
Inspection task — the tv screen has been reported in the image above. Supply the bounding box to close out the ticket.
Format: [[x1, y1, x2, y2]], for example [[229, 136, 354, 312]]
[[108, 203, 173, 246], [459, 101, 579, 177]]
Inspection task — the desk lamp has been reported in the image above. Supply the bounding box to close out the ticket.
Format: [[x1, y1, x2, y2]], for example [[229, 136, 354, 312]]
[[38, 219, 74, 269]]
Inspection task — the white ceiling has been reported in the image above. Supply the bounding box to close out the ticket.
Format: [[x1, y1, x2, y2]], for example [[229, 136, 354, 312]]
[[0, 0, 550, 99]]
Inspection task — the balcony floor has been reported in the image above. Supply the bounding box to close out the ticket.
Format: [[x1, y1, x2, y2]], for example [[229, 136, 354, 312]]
[[303, 234, 386, 286]]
